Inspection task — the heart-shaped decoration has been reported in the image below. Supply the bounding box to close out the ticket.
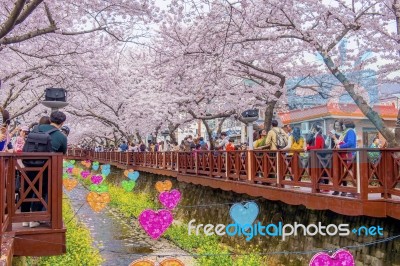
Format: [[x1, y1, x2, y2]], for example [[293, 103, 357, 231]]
[[91, 175, 103, 185], [309, 249, 354, 266], [63, 161, 68, 168], [101, 164, 110, 170], [81, 160, 91, 168], [160, 258, 185, 266], [86, 192, 110, 212], [102, 168, 110, 177], [89, 184, 108, 193], [72, 167, 81, 176], [63, 179, 78, 191], [138, 209, 173, 239], [70, 160, 75, 165], [81, 170, 90, 179], [62, 173, 69, 179], [121, 180, 136, 192], [159, 189, 181, 209], [124, 169, 134, 177], [128, 171, 140, 181], [155, 180, 173, 192], [129, 259, 154, 266], [92, 164, 99, 171], [229, 202, 259, 226], [67, 167, 73, 174]]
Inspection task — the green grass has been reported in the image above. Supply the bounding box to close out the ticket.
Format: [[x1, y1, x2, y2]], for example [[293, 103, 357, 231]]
[[20, 197, 104, 266]]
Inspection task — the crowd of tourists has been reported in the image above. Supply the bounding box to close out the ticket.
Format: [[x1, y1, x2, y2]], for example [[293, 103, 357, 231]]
[[0, 108, 69, 228]]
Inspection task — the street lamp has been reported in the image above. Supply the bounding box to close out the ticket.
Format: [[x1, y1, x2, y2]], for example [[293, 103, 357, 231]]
[[41, 88, 68, 112], [241, 109, 259, 149], [161, 129, 169, 140], [161, 130, 169, 151]]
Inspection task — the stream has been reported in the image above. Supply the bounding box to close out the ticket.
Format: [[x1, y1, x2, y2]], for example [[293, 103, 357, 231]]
[[64, 184, 194, 266]]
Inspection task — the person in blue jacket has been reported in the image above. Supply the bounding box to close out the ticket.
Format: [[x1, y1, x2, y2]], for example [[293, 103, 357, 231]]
[[333, 119, 357, 197]]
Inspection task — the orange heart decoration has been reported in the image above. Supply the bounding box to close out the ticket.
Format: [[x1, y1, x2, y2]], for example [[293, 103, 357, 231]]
[[72, 167, 81, 176], [63, 179, 78, 191], [124, 169, 134, 177], [86, 192, 110, 212], [155, 180, 173, 192], [129, 259, 155, 266], [81, 161, 91, 168], [160, 258, 185, 266]]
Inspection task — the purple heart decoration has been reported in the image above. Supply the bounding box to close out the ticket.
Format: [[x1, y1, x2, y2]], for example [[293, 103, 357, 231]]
[[81, 170, 90, 179], [309, 249, 355, 266], [91, 175, 103, 185], [67, 167, 73, 174], [159, 189, 181, 209], [138, 209, 173, 239]]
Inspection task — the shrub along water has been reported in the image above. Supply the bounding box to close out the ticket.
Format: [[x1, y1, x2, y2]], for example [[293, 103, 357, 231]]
[[19, 197, 104, 266]]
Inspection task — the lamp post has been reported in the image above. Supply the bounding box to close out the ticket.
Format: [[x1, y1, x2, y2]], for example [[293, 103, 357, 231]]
[[161, 130, 170, 151], [41, 88, 68, 112], [241, 109, 259, 150]]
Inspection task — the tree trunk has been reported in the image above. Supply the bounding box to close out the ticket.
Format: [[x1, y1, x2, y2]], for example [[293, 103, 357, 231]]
[[216, 117, 227, 135], [135, 132, 142, 143], [320, 51, 397, 147], [168, 123, 179, 144], [264, 102, 277, 130], [202, 119, 214, 149]]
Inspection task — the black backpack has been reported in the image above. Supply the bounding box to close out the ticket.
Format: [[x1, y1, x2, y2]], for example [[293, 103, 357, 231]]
[[22, 127, 58, 167]]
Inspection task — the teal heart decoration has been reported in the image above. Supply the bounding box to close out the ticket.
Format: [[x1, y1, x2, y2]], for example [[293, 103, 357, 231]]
[[121, 180, 136, 192], [92, 164, 99, 171], [128, 171, 139, 181], [229, 202, 259, 226], [102, 168, 110, 176]]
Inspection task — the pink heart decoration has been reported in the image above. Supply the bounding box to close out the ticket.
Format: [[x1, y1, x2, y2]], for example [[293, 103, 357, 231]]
[[159, 189, 181, 209], [91, 175, 103, 185], [67, 167, 73, 174], [309, 249, 355, 266], [138, 209, 173, 239], [81, 170, 90, 179]]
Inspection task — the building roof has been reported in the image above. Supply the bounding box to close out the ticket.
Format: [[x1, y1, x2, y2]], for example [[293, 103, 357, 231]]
[[278, 103, 398, 124]]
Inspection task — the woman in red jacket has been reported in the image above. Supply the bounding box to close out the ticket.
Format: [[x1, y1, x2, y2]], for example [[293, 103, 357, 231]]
[[307, 124, 324, 150], [306, 123, 329, 192]]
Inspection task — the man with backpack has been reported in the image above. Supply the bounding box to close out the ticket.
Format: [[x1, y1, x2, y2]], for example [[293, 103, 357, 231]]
[[21, 111, 67, 228], [264, 120, 288, 150]]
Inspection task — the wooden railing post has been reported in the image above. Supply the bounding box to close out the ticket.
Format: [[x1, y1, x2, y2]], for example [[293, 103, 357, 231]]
[[51, 154, 63, 229], [310, 150, 318, 193], [247, 151, 254, 182], [358, 150, 368, 200], [384, 150, 393, 199], [225, 152, 230, 179], [6, 157, 14, 231]]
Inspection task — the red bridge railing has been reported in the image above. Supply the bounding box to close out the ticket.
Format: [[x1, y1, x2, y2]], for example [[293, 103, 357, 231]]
[[0, 152, 65, 259], [66, 148, 400, 202]]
